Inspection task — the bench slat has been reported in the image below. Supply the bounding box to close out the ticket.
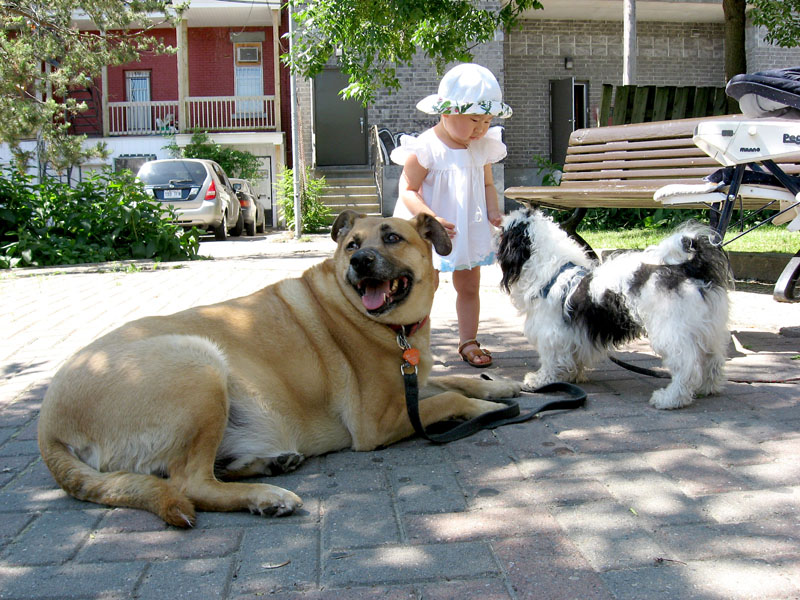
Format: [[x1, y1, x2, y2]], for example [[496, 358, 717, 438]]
[[564, 157, 718, 173], [564, 167, 723, 181], [566, 138, 699, 155], [566, 147, 710, 163], [564, 160, 800, 178], [568, 115, 745, 146]]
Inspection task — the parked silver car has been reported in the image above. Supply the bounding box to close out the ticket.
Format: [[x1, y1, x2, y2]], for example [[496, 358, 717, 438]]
[[230, 178, 265, 236], [136, 158, 243, 240]]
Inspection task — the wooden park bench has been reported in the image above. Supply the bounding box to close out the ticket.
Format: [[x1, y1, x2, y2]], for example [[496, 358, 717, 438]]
[[504, 114, 800, 302]]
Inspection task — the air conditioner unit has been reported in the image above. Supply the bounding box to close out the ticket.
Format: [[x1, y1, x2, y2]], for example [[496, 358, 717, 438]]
[[236, 46, 260, 64]]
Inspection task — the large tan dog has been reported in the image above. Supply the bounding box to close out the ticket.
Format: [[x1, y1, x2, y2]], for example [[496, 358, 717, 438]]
[[38, 211, 520, 527]]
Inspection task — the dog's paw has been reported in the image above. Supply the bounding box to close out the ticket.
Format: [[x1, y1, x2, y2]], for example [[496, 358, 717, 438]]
[[162, 497, 197, 528], [249, 485, 303, 517], [481, 378, 522, 399], [649, 388, 694, 410], [522, 371, 558, 391], [266, 452, 305, 475]]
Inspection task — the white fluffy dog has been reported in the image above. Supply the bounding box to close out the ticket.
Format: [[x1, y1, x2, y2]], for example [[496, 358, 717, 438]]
[[496, 208, 732, 409]]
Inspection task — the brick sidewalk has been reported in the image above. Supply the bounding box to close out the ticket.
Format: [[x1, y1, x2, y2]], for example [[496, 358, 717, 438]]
[[0, 237, 799, 599]]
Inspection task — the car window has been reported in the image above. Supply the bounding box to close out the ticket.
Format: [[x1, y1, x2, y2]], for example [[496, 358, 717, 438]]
[[137, 161, 208, 186], [212, 164, 231, 188]]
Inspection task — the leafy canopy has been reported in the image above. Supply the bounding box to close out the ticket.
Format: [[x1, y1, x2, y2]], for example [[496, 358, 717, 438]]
[[748, 0, 800, 48], [285, 0, 543, 104], [0, 0, 179, 165]]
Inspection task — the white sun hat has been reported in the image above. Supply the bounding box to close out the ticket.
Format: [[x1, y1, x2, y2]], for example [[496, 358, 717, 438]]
[[416, 63, 512, 118]]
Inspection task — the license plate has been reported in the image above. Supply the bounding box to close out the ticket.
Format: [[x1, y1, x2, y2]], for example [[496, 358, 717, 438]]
[[163, 189, 183, 199]]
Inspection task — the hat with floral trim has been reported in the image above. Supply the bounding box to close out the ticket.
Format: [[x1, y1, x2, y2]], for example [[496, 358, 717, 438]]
[[416, 63, 512, 119]]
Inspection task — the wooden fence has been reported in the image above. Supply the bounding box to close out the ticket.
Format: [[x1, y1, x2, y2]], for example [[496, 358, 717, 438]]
[[598, 84, 728, 126]]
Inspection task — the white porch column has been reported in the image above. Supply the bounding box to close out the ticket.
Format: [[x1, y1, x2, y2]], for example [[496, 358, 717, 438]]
[[176, 18, 189, 131], [272, 8, 282, 131], [101, 63, 109, 137]]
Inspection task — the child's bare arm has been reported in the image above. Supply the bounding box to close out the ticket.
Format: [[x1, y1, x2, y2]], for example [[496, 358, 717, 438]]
[[483, 164, 502, 227], [400, 155, 456, 237]]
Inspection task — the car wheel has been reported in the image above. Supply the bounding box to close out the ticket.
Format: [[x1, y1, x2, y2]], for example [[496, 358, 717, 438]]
[[245, 218, 256, 236], [256, 207, 266, 233], [214, 211, 228, 241], [231, 208, 244, 237]]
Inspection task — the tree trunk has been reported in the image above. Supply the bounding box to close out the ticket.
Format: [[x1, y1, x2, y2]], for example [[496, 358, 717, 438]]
[[723, 0, 747, 112]]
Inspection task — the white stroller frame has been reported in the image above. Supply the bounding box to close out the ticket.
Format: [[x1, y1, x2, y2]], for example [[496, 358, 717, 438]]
[[655, 68, 800, 303]]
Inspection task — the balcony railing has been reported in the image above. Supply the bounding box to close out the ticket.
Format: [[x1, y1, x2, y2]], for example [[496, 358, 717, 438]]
[[108, 100, 180, 136], [107, 95, 277, 136]]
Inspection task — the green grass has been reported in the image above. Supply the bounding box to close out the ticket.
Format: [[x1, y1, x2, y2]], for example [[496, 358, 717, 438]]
[[581, 225, 797, 253]]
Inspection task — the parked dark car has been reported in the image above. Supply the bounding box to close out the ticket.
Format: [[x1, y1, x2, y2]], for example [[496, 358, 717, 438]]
[[230, 178, 265, 236], [136, 158, 243, 240]]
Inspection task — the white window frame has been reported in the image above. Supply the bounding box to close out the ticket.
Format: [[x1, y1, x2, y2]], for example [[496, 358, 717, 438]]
[[125, 70, 151, 132], [234, 43, 264, 117]]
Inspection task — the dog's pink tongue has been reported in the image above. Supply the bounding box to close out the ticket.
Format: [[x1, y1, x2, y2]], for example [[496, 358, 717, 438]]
[[362, 281, 390, 310]]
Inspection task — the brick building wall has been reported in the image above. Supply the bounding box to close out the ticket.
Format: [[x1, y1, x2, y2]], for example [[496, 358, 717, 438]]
[[106, 30, 179, 102], [503, 20, 726, 170], [746, 25, 800, 72]]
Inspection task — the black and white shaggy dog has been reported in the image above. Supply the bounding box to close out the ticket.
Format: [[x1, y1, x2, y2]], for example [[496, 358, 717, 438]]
[[496, 209, 732, 410]]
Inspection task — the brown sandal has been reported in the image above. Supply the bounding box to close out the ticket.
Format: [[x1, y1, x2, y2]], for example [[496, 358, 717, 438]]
[[458, 339, 493, 368]]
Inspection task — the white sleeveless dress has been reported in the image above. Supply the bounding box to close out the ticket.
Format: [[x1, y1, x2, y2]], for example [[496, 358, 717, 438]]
[[390, 126, 507, 272]]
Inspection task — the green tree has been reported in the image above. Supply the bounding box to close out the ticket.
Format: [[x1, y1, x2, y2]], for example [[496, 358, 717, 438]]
[[0, 0, 178, 169], [748, 0, 800, 48], [285, 0, 543, 103], [166, 132, 262, 180]]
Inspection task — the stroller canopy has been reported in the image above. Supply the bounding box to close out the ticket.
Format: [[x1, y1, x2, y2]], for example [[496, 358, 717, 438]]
[[726, 66, 800, 117]]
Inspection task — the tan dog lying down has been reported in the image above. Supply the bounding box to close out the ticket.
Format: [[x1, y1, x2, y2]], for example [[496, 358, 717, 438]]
[[38, 211, 520, 526]]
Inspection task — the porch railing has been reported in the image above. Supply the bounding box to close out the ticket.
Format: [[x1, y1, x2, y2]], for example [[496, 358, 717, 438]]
[[108, 101, 180, 136], [107, 95, 277, 136]]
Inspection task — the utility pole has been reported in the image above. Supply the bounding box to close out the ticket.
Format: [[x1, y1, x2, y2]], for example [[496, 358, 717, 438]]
[[623, 0, 637, 85], [288, 3, 302, 238]]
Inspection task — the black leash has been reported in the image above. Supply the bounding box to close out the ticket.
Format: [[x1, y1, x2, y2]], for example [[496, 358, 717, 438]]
[[609, 354, 670, 379], [396, 329, 586, 444]]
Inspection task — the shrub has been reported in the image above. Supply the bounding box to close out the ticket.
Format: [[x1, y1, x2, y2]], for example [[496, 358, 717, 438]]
[[0, 167, 201, 268], [275, 166, 331, 233], [165, 131, 262, 180]]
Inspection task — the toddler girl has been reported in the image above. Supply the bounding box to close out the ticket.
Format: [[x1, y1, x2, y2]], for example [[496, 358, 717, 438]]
[[391, 63, 512, 367]]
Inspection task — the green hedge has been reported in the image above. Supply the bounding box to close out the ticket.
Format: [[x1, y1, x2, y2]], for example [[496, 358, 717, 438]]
[[0, 168, 201, 268]]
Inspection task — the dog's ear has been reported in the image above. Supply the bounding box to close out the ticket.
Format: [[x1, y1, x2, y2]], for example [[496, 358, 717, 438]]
[[497, 220, 531, 292], [331, 210, 365, 242], [414, 214, 453, 256]]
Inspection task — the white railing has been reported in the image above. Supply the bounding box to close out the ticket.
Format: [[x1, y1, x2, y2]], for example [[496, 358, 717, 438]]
[[186, 96, 276, 131], [107, 96, 276, 136], [108, 101, 180, 136]]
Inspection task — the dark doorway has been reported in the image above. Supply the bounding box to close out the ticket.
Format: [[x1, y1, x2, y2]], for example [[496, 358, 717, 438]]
[[313, 68, 368, 166], [550, 78, 589, 166]]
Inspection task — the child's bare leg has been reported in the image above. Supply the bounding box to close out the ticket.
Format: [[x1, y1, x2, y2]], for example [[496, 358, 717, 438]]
[[453, 267, 491, 366]]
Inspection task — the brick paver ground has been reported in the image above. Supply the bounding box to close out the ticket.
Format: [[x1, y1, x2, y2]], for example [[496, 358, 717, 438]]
[[0, 232, 798, 599]]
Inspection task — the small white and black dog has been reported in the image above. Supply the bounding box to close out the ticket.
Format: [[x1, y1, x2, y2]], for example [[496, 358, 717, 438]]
[[496, 209, 732, 409]]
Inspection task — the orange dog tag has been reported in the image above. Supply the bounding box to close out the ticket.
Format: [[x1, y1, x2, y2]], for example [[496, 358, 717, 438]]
[[402, 347, 420, 366]]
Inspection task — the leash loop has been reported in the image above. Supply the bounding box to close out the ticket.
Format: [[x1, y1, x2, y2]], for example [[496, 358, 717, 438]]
[[401, 365, 586, 444], [393, 323, 585, 444]]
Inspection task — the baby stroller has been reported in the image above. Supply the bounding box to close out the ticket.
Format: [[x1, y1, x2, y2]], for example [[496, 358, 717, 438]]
[[657, 66, 800, 302]]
